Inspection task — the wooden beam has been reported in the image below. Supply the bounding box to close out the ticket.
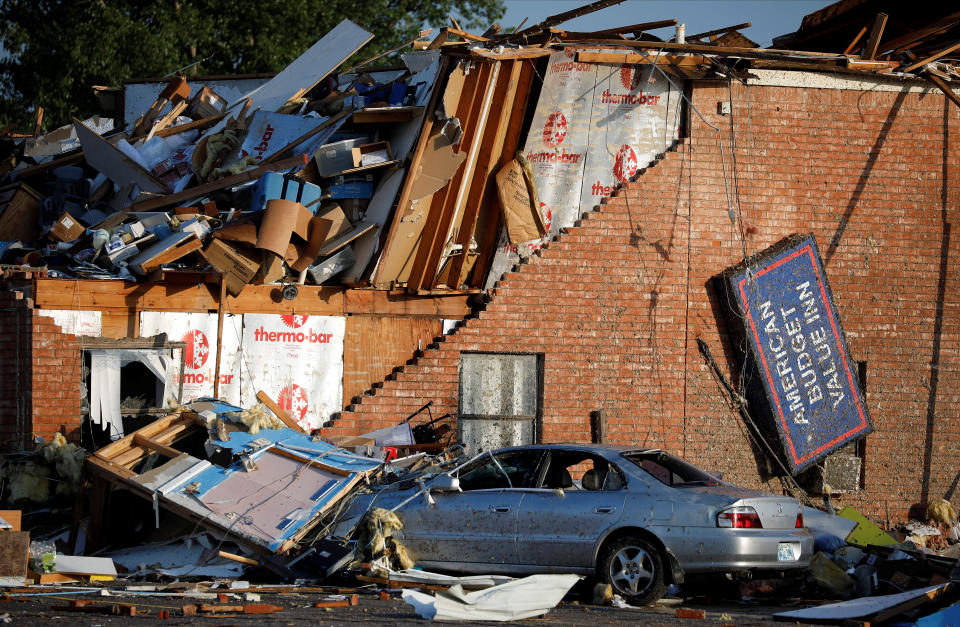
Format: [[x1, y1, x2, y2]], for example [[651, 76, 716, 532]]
[[566, 19, 678, 37], [132, 433, 182, 460], [577, 51, 709, 67], [881, 12, 960, 56], [927, 73, 960, 110], [256, 390, 307, 433], [686, 22, 751, 41], [521, 0, 625, 33], [843, 25, 868, 56], [903, 40, 960, 73], [860, 13, 888, 61], [125, 153, 307, 212], [580, 40, 853, 63]]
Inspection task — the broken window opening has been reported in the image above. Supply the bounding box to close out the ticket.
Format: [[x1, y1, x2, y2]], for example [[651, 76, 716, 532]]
[[457, 352, 543, 455], [81, 337, 186, 447]]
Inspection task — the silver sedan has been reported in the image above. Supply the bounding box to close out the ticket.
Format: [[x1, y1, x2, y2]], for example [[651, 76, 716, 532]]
[[351, 444, 814, 605]]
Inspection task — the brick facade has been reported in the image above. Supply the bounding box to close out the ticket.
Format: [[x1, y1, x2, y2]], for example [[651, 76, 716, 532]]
[[332, 78, 960, 521], [0, 289, 83, 448]]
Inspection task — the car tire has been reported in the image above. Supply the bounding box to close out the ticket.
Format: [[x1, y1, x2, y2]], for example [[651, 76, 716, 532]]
[[599, 535, 667, 605]]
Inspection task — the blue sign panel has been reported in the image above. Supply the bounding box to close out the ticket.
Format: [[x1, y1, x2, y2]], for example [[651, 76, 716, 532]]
[[724, 234, 872, 474]]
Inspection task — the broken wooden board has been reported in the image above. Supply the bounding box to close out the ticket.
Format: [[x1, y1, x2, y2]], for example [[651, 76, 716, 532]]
[[229, 20, 372, 114], [73, 119, 169, 193]]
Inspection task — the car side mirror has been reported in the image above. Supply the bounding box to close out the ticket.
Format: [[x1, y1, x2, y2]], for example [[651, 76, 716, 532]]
[[430, 473, 461, 493]]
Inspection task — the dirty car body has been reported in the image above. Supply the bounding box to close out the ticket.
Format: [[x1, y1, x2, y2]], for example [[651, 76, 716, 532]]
[[352, 444, 813, 604]]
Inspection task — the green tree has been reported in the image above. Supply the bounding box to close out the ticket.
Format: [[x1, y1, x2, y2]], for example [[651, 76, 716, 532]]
[[0, 0, 504, 131]]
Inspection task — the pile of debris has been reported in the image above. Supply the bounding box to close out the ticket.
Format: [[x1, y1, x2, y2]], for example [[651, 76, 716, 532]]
[[1, 2, 957, 295]]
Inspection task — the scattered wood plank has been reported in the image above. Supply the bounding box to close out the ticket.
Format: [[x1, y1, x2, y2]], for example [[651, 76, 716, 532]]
[[903, 40, 960, 73], [861, 13, 888, 60], [256, 390, 308, 433]]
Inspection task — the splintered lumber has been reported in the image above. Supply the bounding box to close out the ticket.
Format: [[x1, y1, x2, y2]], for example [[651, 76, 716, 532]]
[[256, 390, 307, 433]]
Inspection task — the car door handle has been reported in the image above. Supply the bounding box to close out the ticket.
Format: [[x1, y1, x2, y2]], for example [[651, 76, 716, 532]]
[[491, 506, 511, 513], [595, 506, 615, 514]]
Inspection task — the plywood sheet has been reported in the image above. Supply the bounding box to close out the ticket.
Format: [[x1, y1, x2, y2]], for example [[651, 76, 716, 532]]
[[343, 315, 442, 406]]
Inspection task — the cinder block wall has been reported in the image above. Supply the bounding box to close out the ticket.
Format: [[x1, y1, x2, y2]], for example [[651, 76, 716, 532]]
[[0, 290, 83, 448], [333, 78, 960, 521]]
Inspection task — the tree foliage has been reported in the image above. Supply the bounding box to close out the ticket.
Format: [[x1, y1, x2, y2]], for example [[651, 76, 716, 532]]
[[0, 0, 505, 130]]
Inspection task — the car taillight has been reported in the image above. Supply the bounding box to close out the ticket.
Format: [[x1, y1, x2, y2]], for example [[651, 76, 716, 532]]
[[795, 512, 804, 528], [717, 506, 763, 528]]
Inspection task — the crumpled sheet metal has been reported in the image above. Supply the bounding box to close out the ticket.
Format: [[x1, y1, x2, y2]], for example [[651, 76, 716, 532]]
[[402, 574, 581, 621]]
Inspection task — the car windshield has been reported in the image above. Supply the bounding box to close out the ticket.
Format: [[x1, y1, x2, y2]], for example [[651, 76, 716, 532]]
[[621, 450, 721, 487]]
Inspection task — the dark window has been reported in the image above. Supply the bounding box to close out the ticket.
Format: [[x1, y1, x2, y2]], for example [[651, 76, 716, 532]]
[[456, 450, 542, 491]]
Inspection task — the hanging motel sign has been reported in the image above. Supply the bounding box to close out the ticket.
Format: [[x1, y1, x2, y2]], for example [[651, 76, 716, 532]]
[[721, 234, 872, 474]]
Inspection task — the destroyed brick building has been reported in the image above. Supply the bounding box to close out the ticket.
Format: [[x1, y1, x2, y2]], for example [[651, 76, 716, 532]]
[[0, 0, 957, 537]]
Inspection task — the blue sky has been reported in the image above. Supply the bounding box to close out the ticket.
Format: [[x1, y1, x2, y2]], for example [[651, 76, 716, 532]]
[[497, 0, 828, 47]]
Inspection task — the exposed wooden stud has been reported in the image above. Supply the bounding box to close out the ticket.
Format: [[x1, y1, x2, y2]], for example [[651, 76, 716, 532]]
[[448, 14, 461, 30], [903, 40, 960, 73], [470, 61, 536, 289], [860, 13, 888, 61], [843, 25, 868, 56], [422, 61, 501, 290], [132, 433, 182, 460], [446, 60, 521, 289], [405, 62, 488, 292]]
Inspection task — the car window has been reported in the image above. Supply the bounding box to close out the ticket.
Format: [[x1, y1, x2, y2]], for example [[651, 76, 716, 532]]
[[456, 450, 541, 490], [622, 450, 721, 487], [538, 452, 625, 491]]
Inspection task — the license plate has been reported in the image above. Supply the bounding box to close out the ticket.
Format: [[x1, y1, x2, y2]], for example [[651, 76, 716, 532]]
[[777, 543, 798, 561]]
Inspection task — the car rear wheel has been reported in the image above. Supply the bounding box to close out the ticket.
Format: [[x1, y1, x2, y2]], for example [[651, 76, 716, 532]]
[[599, 536, 667, 605]]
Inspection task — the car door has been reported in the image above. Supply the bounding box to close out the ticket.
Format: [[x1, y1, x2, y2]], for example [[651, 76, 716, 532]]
[[516, 450, 627, 568], [396, 449, 543, 567]]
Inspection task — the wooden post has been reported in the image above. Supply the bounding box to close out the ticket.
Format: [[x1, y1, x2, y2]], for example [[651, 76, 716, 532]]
[[213, 276, 226, 399], [590, 410, 607, 444]]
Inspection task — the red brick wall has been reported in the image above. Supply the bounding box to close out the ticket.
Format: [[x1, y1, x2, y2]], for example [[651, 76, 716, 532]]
[[0, 289, 83, 448], [333, 78, 960, 521]]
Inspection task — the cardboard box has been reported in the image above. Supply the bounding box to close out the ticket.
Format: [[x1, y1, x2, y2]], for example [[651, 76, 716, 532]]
[[352, 141, 391, 168], [0, 183, 43, 242], [314, 138, 366, 177], [50, 211, 85, 242], [203, 238, 261, 296]]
